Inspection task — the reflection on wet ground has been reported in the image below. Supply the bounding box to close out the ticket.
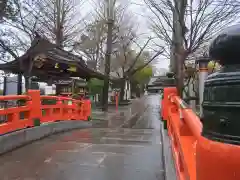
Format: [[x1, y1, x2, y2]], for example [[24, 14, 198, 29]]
[[92, 98, 146, 128], [0, 94, 164, 180]]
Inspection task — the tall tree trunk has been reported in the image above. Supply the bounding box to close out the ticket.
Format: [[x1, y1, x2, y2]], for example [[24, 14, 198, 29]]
[[176, 55, 185, 97], [172, 0, 187, 96], [102, 19, 114, 111], [55, 0, 63, 47]]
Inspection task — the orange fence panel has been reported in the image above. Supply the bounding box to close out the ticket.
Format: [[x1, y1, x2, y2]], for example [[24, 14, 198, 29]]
[[161, 87, 177, 125], [0, 90, 92, 135], [0, 95, 32, 134], [163, 87, 240, 180]]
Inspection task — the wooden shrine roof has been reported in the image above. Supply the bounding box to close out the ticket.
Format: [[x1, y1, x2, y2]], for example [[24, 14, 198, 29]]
[[0, 35, 105, 80]]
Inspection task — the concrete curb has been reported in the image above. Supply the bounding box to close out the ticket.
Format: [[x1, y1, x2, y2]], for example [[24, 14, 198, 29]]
[[160, 121, 177, 180], [0, 121, 91, 155]]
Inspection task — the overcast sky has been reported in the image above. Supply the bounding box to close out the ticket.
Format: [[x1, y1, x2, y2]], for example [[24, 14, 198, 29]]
[[83, 0, 170, 72]]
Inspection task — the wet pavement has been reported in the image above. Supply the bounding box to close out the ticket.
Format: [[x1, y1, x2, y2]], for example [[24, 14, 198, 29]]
[[0, 94, 164, 180], [91, 98, 147, 129]]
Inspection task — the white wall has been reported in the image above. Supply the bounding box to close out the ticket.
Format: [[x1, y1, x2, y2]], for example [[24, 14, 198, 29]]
[[4, 76, 56, 95], [124, 80, 131, 100]]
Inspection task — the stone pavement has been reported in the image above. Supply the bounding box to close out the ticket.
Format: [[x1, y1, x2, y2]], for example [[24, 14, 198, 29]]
[[91, 98, 145, 117], [92, 98, 147, 128], [0, 94, 164, 180]]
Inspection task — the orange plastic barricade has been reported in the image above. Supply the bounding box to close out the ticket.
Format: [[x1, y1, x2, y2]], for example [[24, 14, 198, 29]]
[[0, 90, 91, 135], [163, 87, 240, 180]]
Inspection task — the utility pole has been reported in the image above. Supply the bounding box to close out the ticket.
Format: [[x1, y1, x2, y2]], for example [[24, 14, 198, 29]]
[[102, 0, 115, 111]]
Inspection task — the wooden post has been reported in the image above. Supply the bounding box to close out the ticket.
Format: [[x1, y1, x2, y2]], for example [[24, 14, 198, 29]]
[[27, 90, 42, 124]]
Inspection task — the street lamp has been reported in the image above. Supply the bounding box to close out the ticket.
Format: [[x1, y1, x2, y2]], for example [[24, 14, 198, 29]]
[[102, 0, 115, 111]]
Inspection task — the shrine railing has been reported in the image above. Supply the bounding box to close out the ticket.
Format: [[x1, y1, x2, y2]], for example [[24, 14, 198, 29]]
[[0, 90, 91, 135], [161, 87, 240, 180]]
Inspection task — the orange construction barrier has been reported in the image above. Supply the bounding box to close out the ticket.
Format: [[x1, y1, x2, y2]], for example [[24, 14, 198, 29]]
[[0, 90, 91, 135], [163, 87, 240, 180]]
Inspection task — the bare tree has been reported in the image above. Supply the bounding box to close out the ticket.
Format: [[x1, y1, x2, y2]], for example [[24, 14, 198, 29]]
[[145, 0, 240, 95], [74, 0, 164, 101], [76, 0, 163, 76], [0, 0, 19, 22], [112, 36, 164, 100], [74, 18, 106, 70], [0, 0, 38, 60], [0, 0, 88, 93], [112, 36, 163, 78], [73, 0, 131, 70], [0, 0, 20, 60], [0, 0, 87, 62], [32, 0, 87, 48]]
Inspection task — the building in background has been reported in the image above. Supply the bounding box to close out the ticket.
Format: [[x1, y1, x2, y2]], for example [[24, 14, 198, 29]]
[[3, 76, 56, 95]]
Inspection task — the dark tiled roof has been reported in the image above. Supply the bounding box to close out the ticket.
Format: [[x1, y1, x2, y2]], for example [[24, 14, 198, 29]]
[[0, 36, 105, 80], [147, 76, 175, 87]]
